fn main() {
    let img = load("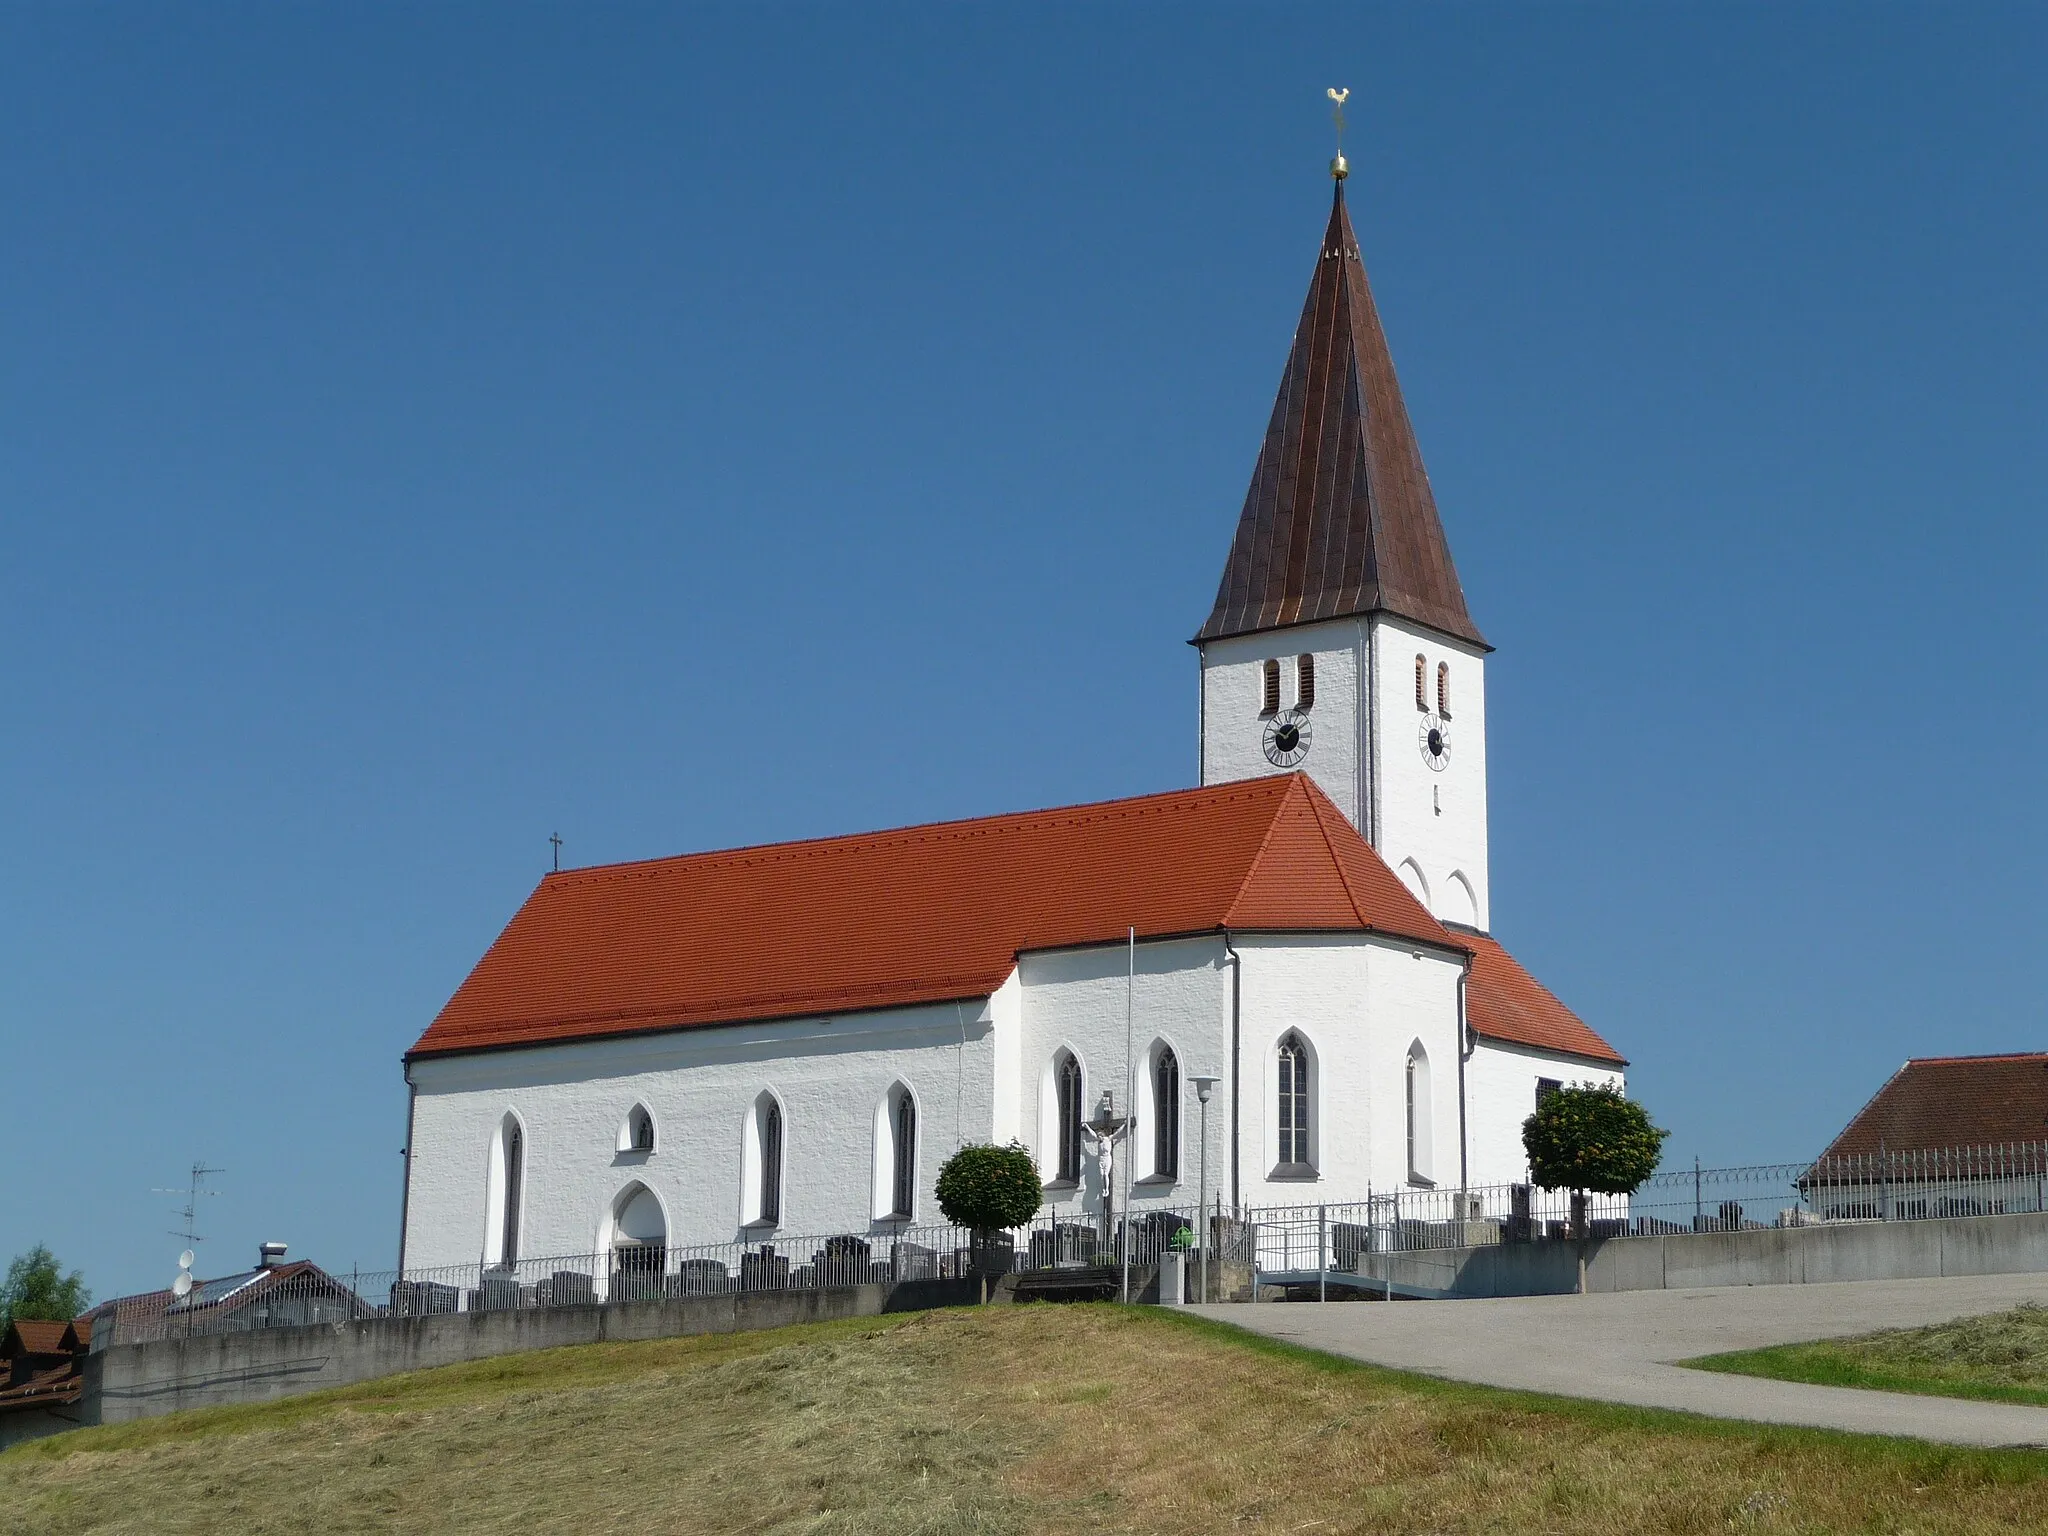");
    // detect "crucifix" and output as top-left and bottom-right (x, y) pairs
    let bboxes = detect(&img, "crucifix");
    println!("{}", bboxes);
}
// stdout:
(549, 832), (563, 872)
(1082, 1089), (1132, 1248)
